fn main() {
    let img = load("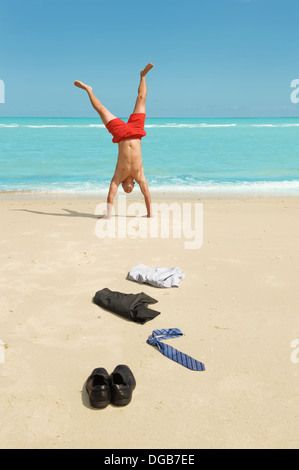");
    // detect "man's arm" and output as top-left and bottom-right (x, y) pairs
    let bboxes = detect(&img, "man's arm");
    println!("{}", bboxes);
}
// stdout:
(104, 179), (119, 219)
(138, 176), (152, 217)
